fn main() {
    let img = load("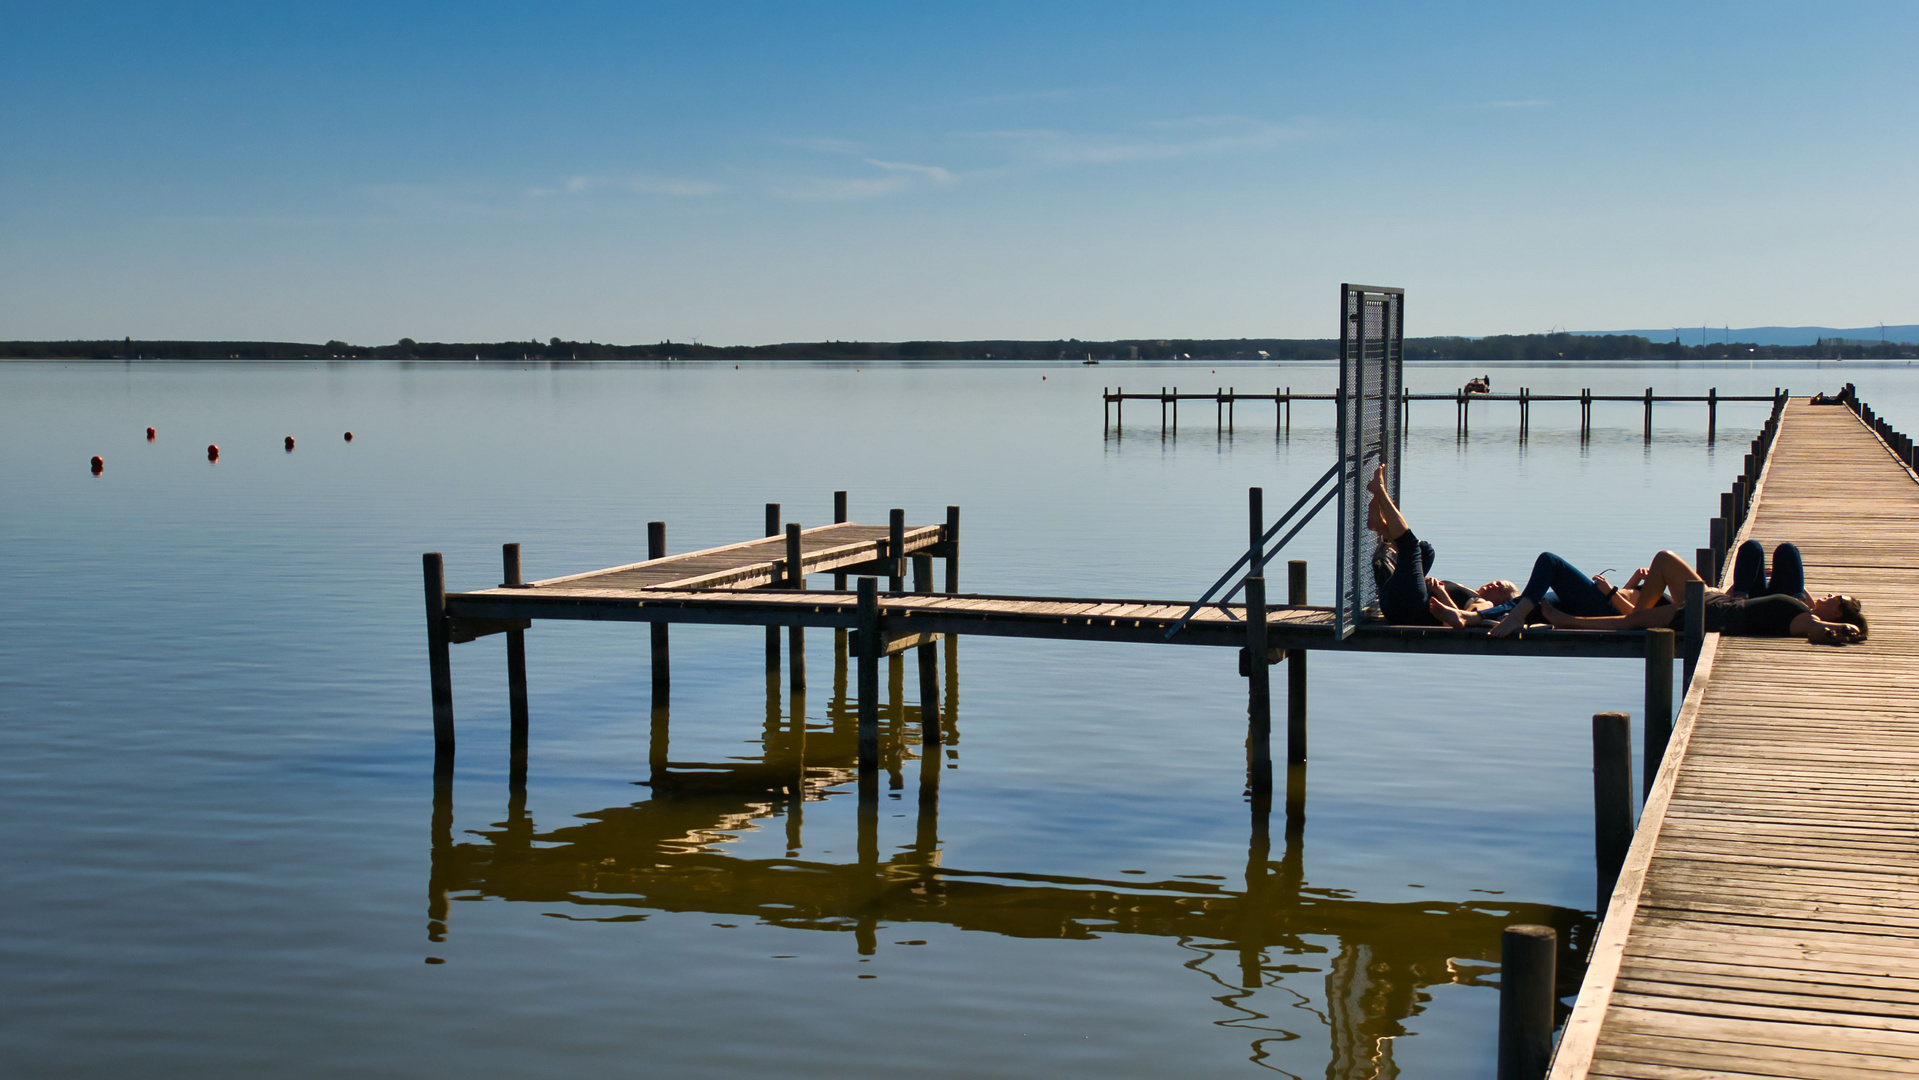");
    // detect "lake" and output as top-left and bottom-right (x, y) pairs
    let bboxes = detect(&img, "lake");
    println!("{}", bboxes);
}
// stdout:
(3, 357), (1908, 1078)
